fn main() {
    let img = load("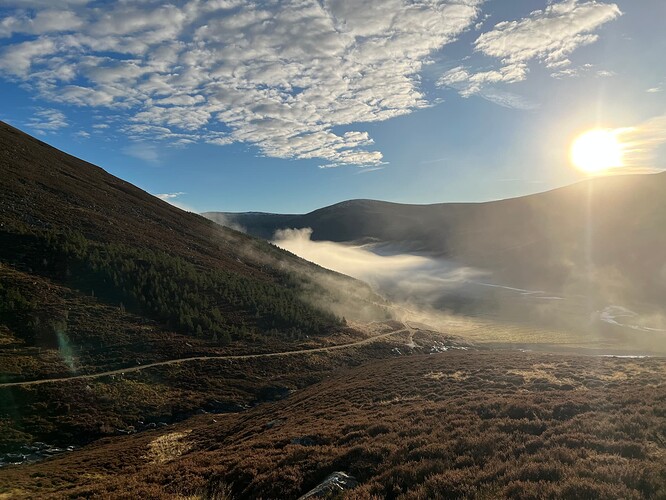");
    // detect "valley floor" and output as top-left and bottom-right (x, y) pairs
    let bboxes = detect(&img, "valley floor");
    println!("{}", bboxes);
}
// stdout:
(0, 325), (664, 499)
